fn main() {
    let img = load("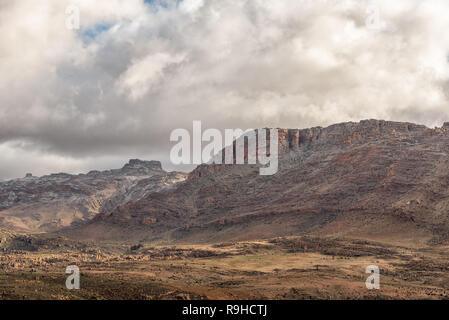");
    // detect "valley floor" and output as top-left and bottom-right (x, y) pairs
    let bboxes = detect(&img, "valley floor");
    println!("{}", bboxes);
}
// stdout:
(1, 236), (449, 299)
